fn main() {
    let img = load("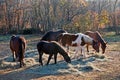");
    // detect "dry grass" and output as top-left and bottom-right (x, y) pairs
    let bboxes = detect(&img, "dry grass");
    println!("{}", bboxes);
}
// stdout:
(0, 34), (120, 80)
